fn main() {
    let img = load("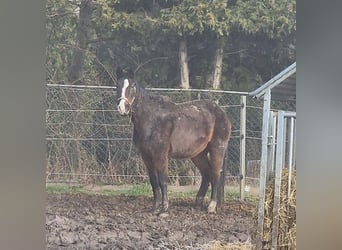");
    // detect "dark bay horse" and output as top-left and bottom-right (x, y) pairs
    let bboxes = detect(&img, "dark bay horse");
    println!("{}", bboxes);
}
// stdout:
(116, 68), (231, 214)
